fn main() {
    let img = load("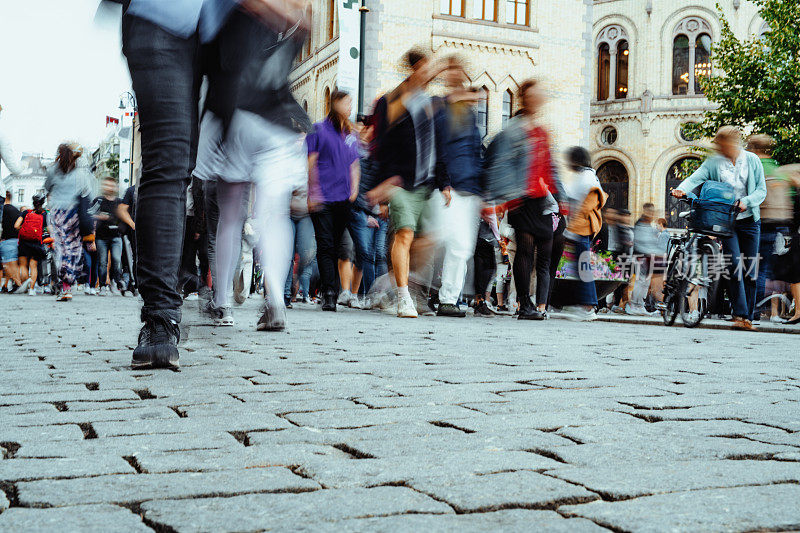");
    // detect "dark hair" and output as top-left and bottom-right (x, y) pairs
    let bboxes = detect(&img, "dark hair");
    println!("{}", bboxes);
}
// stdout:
(566, 146), (592, 169)
(32, 194), (45, 209)
(56, 143), (79, 174)
(643, 202), (655, 210)
(747, 134), (776, 156)
(5, 190), (11, 201)
(405, 49), (429, 70)
(518, 79), (539, 112)
(327, 90), (352, 135)
(657, 218), (668, 227)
